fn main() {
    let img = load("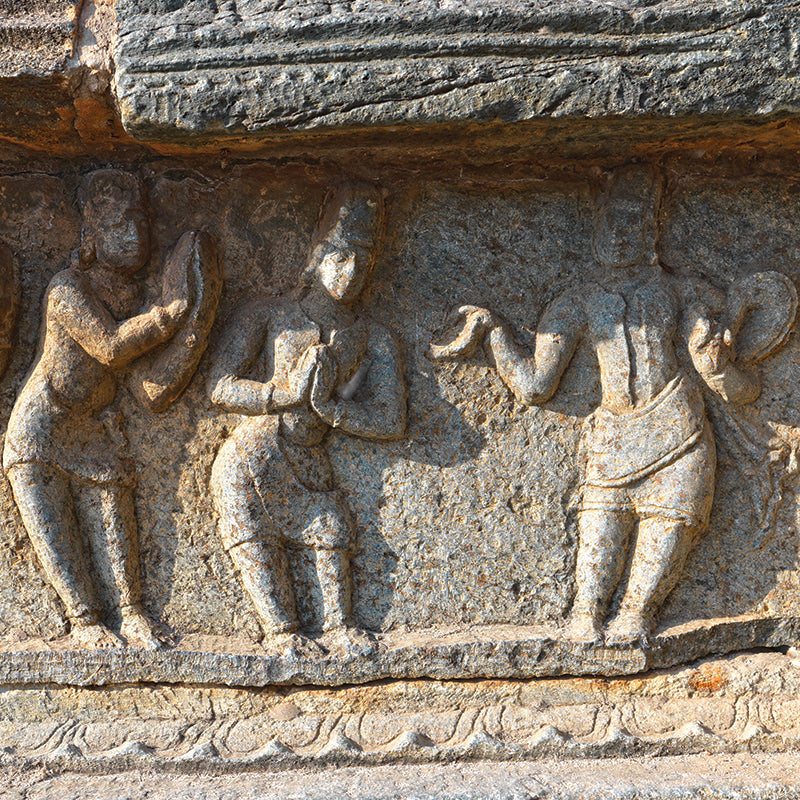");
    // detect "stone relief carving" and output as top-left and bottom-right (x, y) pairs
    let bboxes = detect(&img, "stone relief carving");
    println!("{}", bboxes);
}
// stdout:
(2, 169), (220, 651)
(0, 651), (795, 769)
(208, 183), (407, 658)
(431, 165), (798, 645)
(0, 241), (20, 379)
(0, 163), (794, 680)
